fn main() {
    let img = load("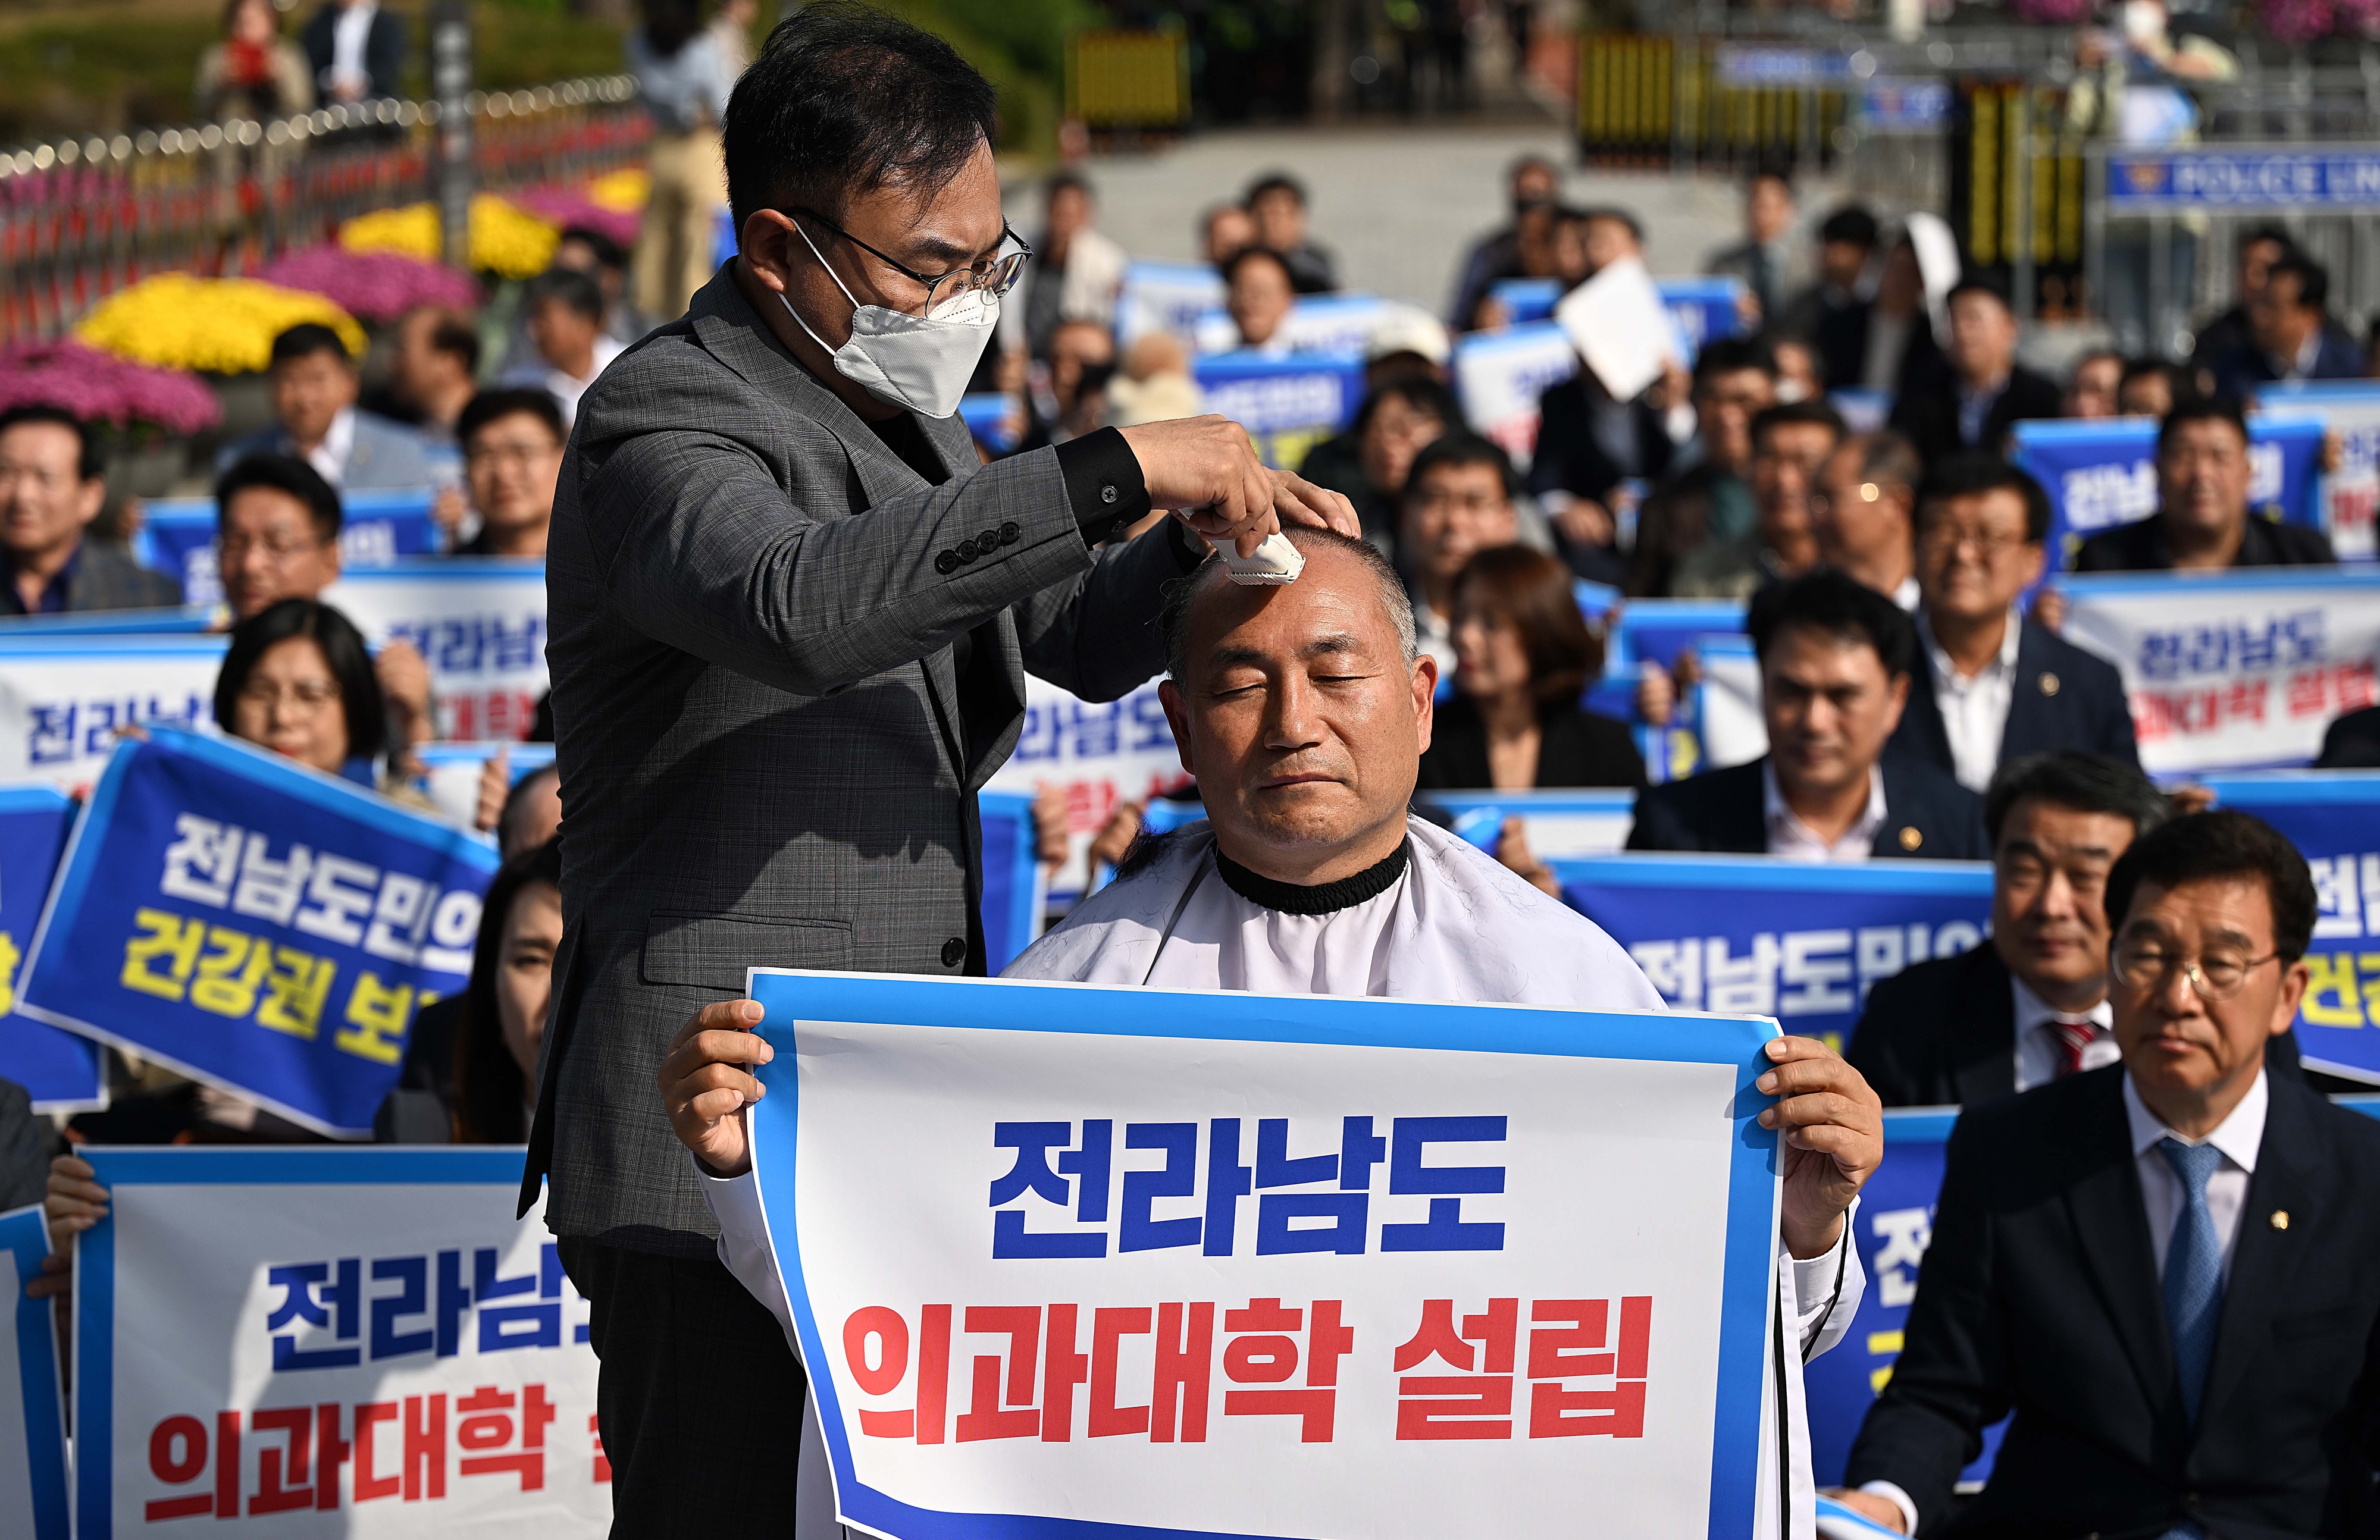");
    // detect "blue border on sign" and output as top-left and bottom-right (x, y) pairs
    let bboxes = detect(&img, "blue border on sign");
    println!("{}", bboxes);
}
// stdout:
(1, 1204), (67, 1540)
(2056, 569), (2380, 598)
(71, 1146), (528, 1540)
(743, 969), (1782, 1540)
(1551, 852), (1996, 896)
(325, 557), (547, 584)
(2199, 770), (2380, 805)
